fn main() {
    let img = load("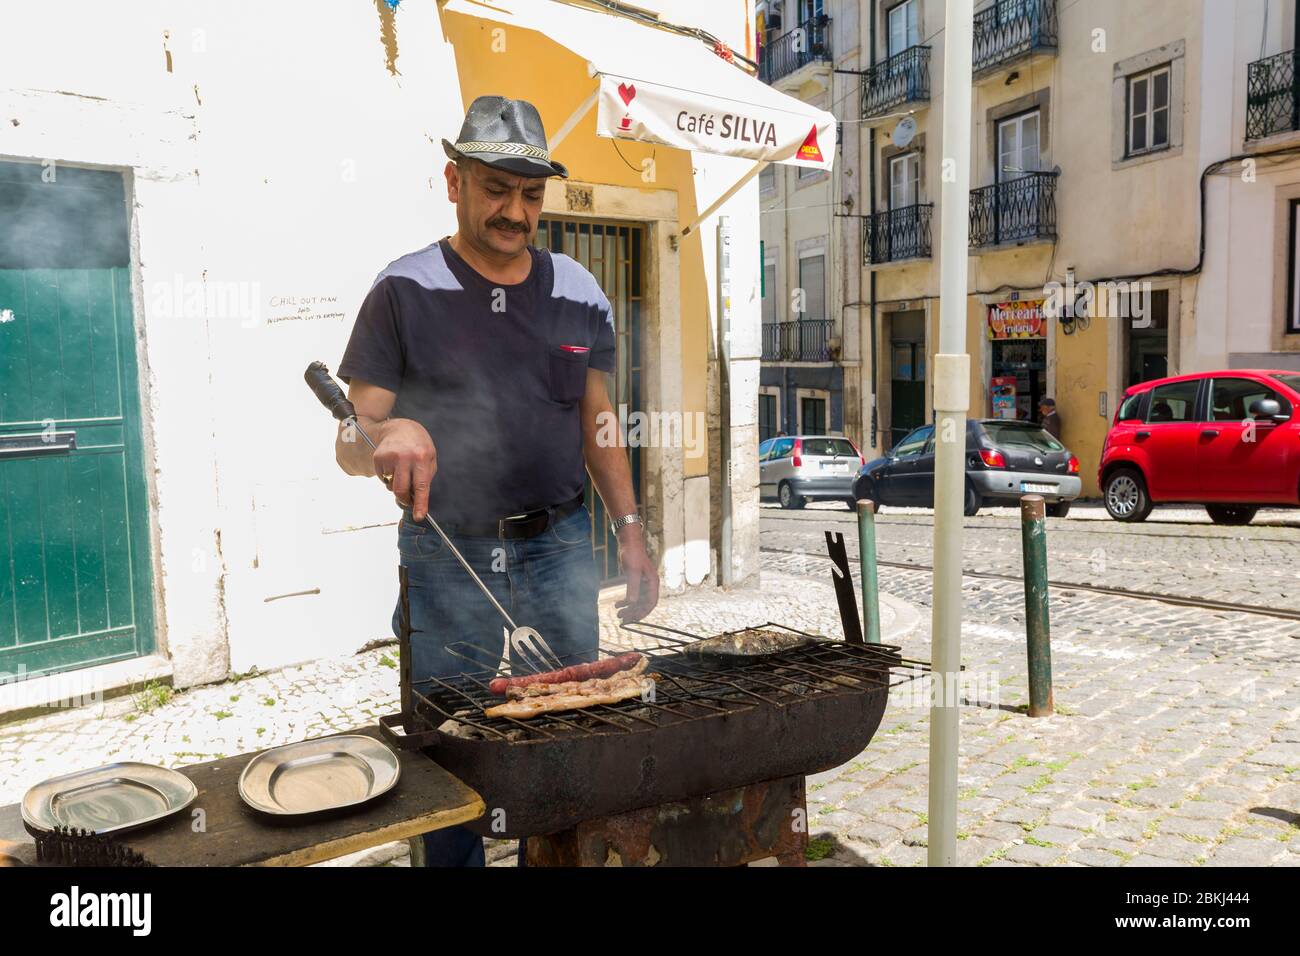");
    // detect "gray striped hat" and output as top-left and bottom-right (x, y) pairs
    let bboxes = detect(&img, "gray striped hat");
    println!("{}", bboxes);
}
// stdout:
(442, 95), (568, 179)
